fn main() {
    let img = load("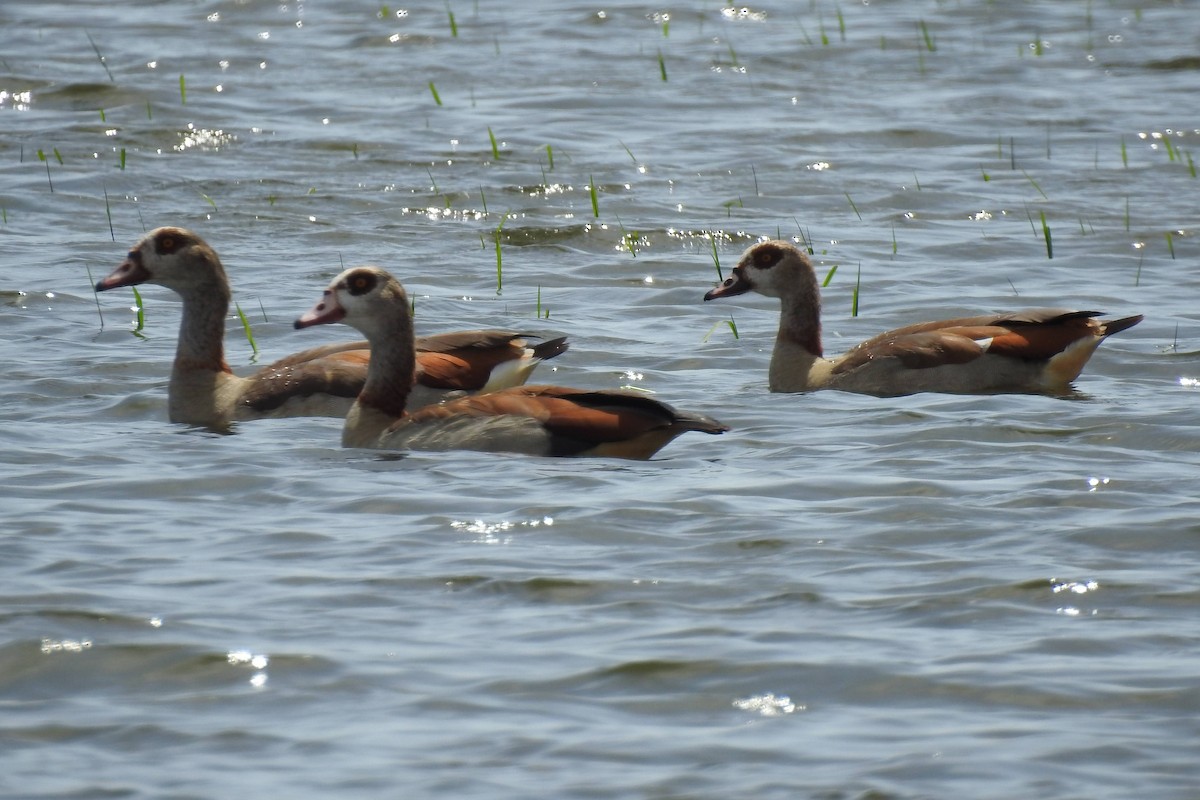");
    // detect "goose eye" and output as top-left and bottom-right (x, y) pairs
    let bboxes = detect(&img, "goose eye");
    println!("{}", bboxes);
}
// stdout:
(347, 271), (376, 296)
(753, 245), (782, 270)
(157, 236), (176, 254)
